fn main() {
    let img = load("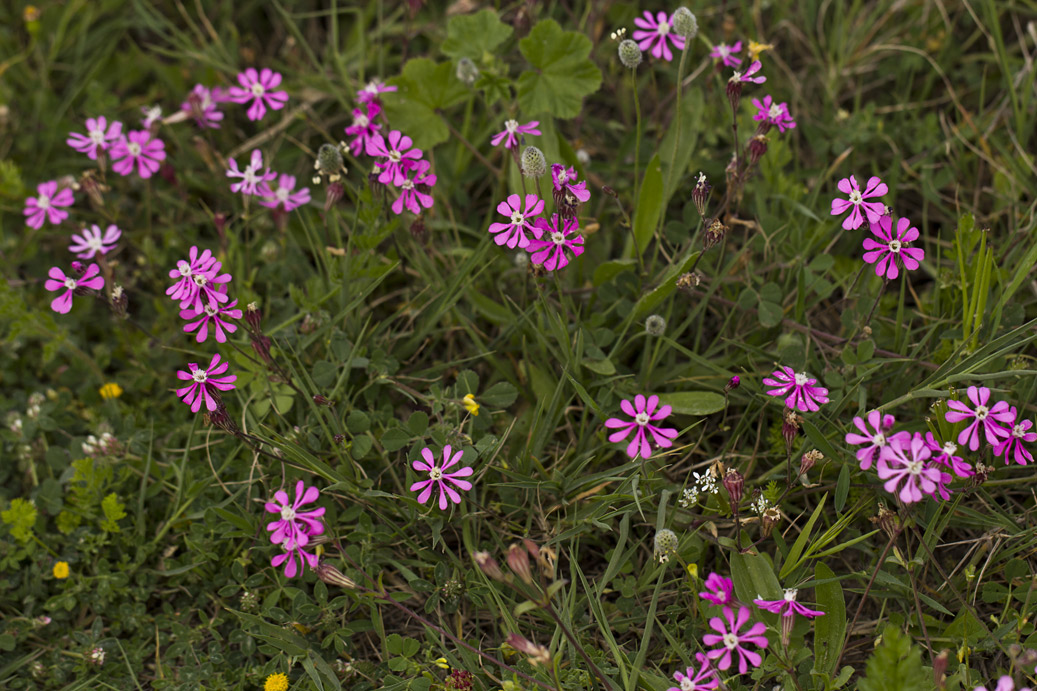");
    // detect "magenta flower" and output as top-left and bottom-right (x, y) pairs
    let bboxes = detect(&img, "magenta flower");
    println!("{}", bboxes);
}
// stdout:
(845, 410), (902, 471)
(667, 654), (719, 691)
(226, 149), (276, 197)
(227, 67), (289, 121)
(830, 175), (887, 230)
(710, 41), (742, 67)
(861, 215), (925, 280)
(69, 224), (121, 259)
(751, 95), (796, 133)
(271, 535), (320, 579)
(260, 174), (311, 212)
(604, 394), (679, 459)
(488, 193), (544, 249)
(45, 263), (104, 314)
(702, 606), (769, 674)
(550, 164), (591, 204)
(175, 353), (237, 413)
(632, 11), (685, 62)
(166, 246), (231, 311)
(699, 573), (735, 606)
(264, 480), (326, 549)
(974, 677), (1031, 691)
(356, 79), (397, 104)
(753, 589), (824, 619)
(409, 445), (474, 510)
(923, 433), (973, 478)
(181, 84), (224, 128)
(110, 130), (166, 178)
(490, 119), (541, 149)
(992, 408), (1036, 466)
(392, 159), (436, 215)
(66, 116), (123, 160)
(944, 386), (1014, 451)
(179, 289), (242, 343)
(526, 214), (585, 272)
(876, 432), (950, 503)
(368, 130), (423, 186)
(344, 101), (382, 157)
(763, 366), (829, 413)
(24, 180), (74, 229)
(730, 60), (766, 85)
